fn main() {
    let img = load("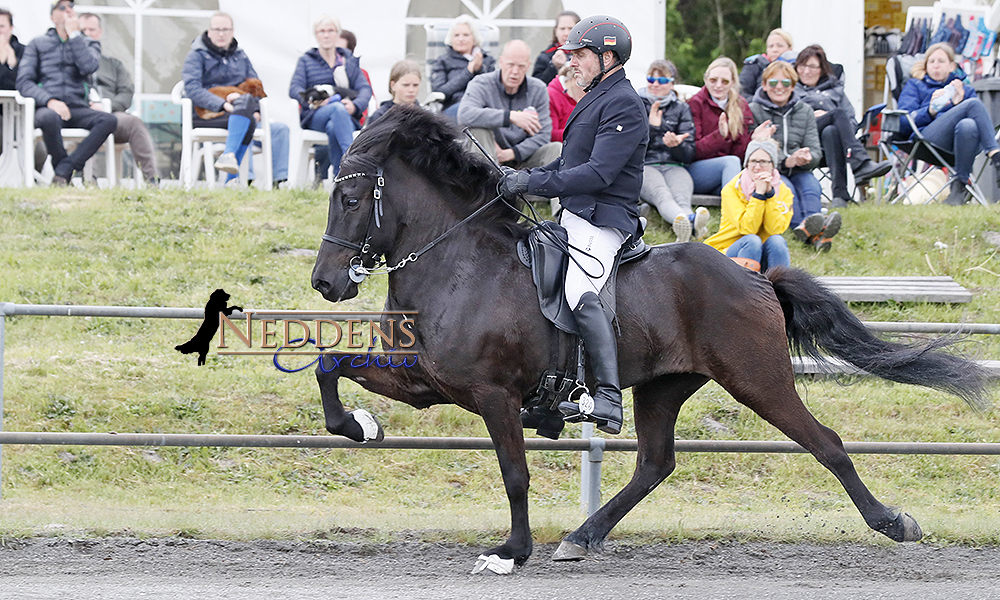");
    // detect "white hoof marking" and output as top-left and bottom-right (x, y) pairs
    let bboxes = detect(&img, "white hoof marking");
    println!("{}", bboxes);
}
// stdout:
(352, 409), (380, 442)
(471, 554), (514, 575)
